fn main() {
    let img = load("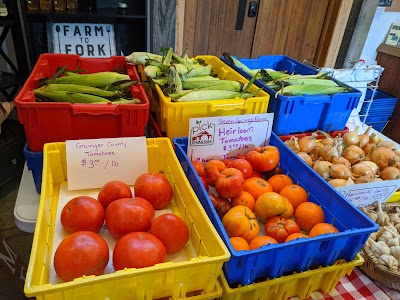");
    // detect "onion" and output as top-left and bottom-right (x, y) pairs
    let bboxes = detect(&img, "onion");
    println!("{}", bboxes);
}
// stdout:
(284, 136), (300, 153)
(329, 164), (352, 179)
(298, 133), (318, 153)
(377, 141), (396, 150)
(313, 160), (333, 180)
(380, 167), (400, 180)
(328, 178), (349, 187)
(342, 145), (365, 165)
(362, 143), (377, 157)
(359, 126), (372, 149)
(343, 125), (360, 146)
(309, 142), (324, 161)
(357, 161), (379, 175)
(320, 139), (344, 162)
(332, 156), (351, 168)
(369, 133), (380, 144)
(351, 163), (374, 178)
(297, 152), (313, 167)
(321, 137), (334, 146)
(372, 177), (384, 182)
(370, 147), (398, 171)
(354, 174), (374, 184)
